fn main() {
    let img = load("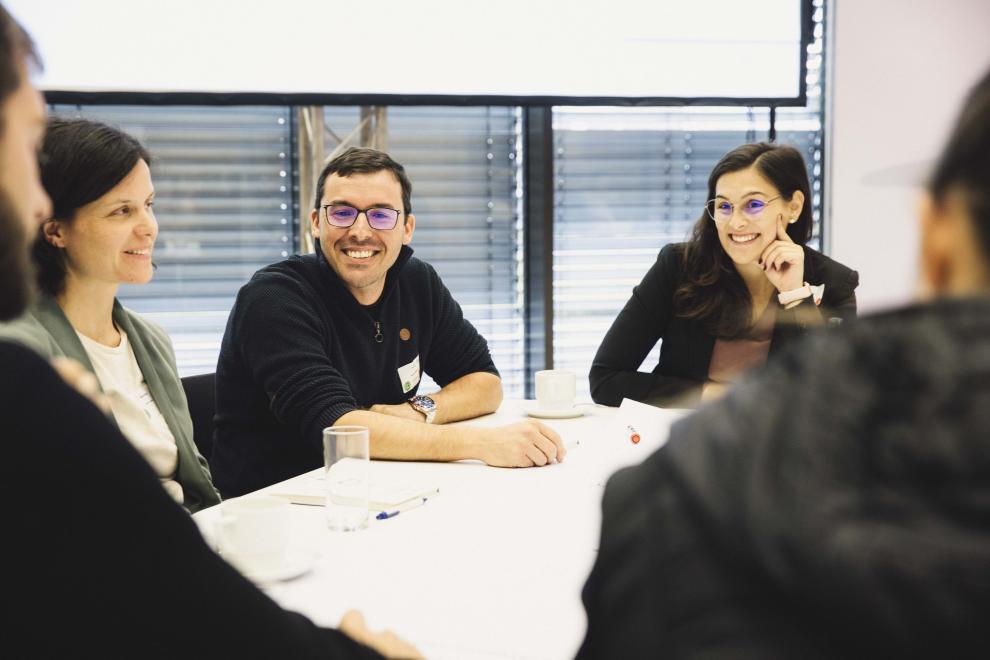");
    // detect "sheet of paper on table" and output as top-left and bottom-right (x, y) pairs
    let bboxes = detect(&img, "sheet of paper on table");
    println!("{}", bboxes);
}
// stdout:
(268, 471), (439, 511)
(617, 397), (689, 449)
